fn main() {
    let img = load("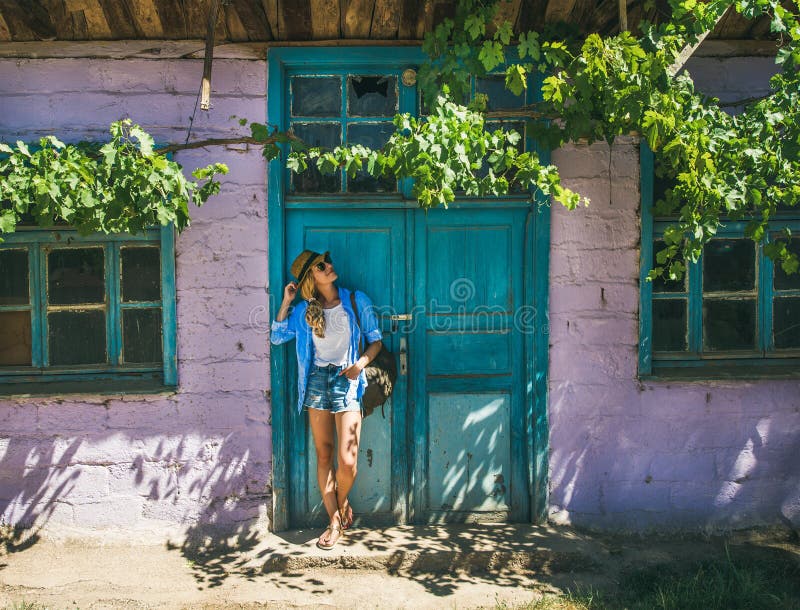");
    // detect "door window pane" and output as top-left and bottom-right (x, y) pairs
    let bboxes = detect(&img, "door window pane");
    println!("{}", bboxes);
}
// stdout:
(291, 77), (340, 117)
(0, 249), (29, 305)
(653, 299), (687, 351)
(121, 247), (161, 302)
(774, 297), (800, 349)
(476, 75), (525, 111)
(48, 248), (105, 305)
(773, 240), (800, 291)
(48, 310), (106, 365)
(291, 123), (342, 193)
(0, 311), (32, 366)
(346, 122), (396, 193)
(347, 76), (397, 117)
(703, 299), (756, 351)
(703, 240), (755, 293)
(123, 308), (163, 363)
